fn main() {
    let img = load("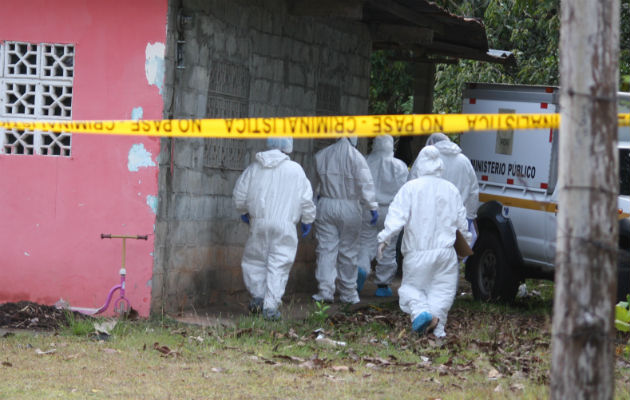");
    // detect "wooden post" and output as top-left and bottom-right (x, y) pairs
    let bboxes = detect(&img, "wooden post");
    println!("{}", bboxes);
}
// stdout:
(396, 62), (435, 164)
(551, 0), (620, 399)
